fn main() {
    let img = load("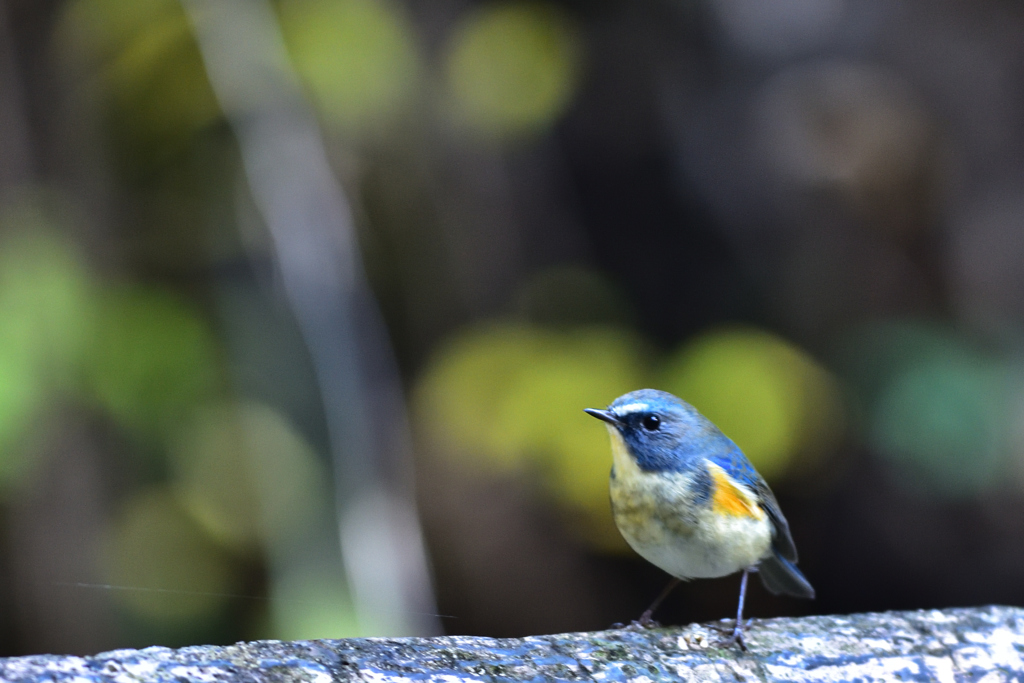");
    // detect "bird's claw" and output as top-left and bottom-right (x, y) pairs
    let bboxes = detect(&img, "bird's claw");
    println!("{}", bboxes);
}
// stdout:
(625, 618), (660, 630)
(718, 629), (747, 651)
(620, 610), (660, 630)
(712, 620), (750, 651)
